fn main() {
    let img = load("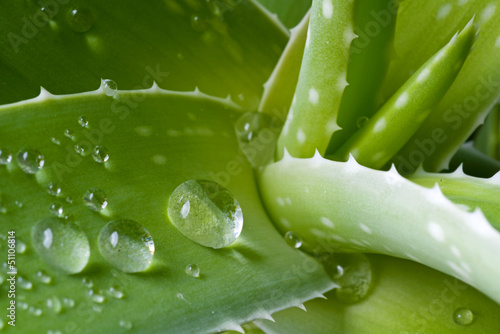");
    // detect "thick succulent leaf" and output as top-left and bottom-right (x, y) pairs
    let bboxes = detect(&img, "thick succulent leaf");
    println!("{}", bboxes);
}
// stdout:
(0, 0), (288, 109)
(276, 0), (355, 159)
(258, 153), (500, 304)
(256, 0), (312, 28)
(255, 255), (500, 333)
(386, 0), (500, 172)
(0, 89), (333, 333)
(410, 165), (500, 231)
(326, 0), (399, 155)
(474, 104), (500, 159)
(331, 18), (476, 169)
(448, 142), (500, 177)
